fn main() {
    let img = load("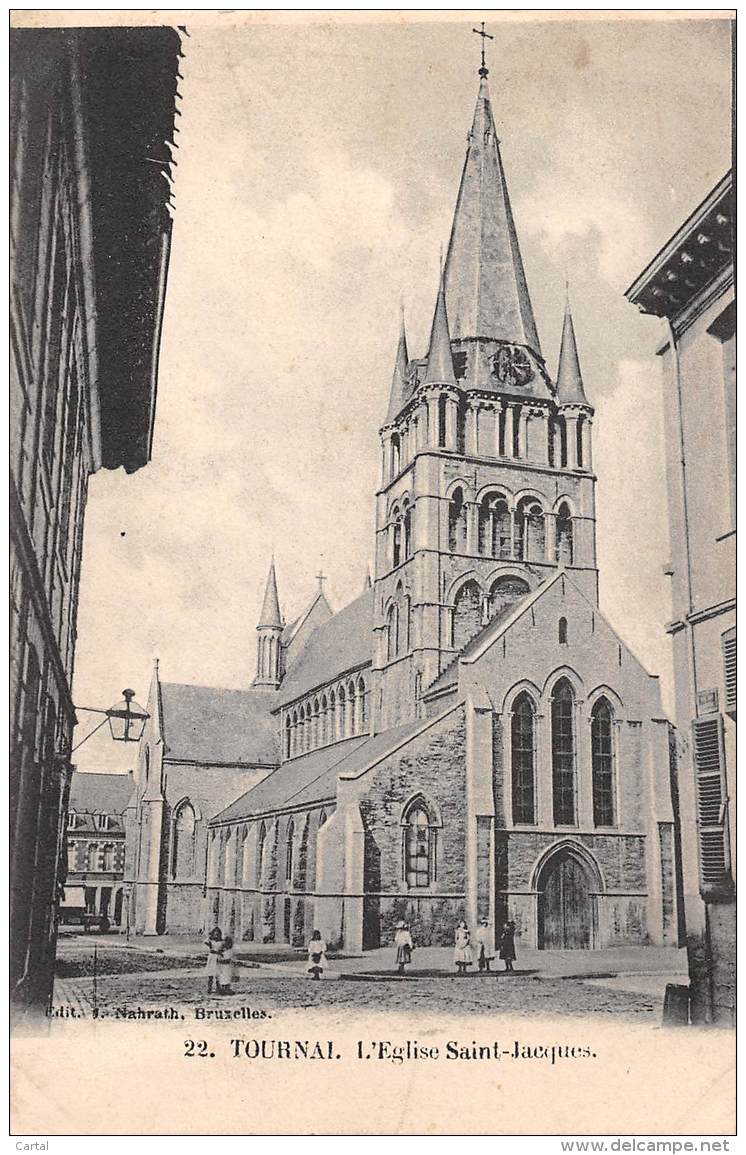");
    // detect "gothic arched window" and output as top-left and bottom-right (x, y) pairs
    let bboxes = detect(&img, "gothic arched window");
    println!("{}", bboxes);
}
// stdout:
(559, 616), (568, 645)
(403, 502), (413, 559)
(320, 694), (328, 746)
(402, 799), (437, 888)
(328, 690), (336, 741)
(285, 819), (295, 883)
(285, 715), (292, 759)
(346, 680), (356, 737)
(386, 603), (399, 662)
(257, 821), (267, 881)
(338, 685), (347, 739)
(392, 516), (402, 569)
(448, 487), (467, 552)
(438, 393), (447, 447)
(592, 698), (615, 827)
(357, 676), (367, 729)
(556, 502), (574, 565)
(172, 801), (196, 878)
(511, 693), (536, 825)
(551, 678), (576, 825)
